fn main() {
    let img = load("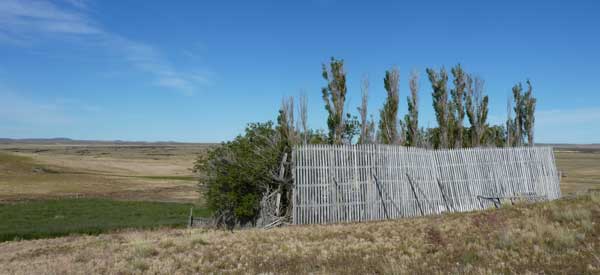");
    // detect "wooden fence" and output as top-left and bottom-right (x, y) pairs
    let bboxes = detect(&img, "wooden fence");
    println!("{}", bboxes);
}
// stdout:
(292, 145), (560, 225)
